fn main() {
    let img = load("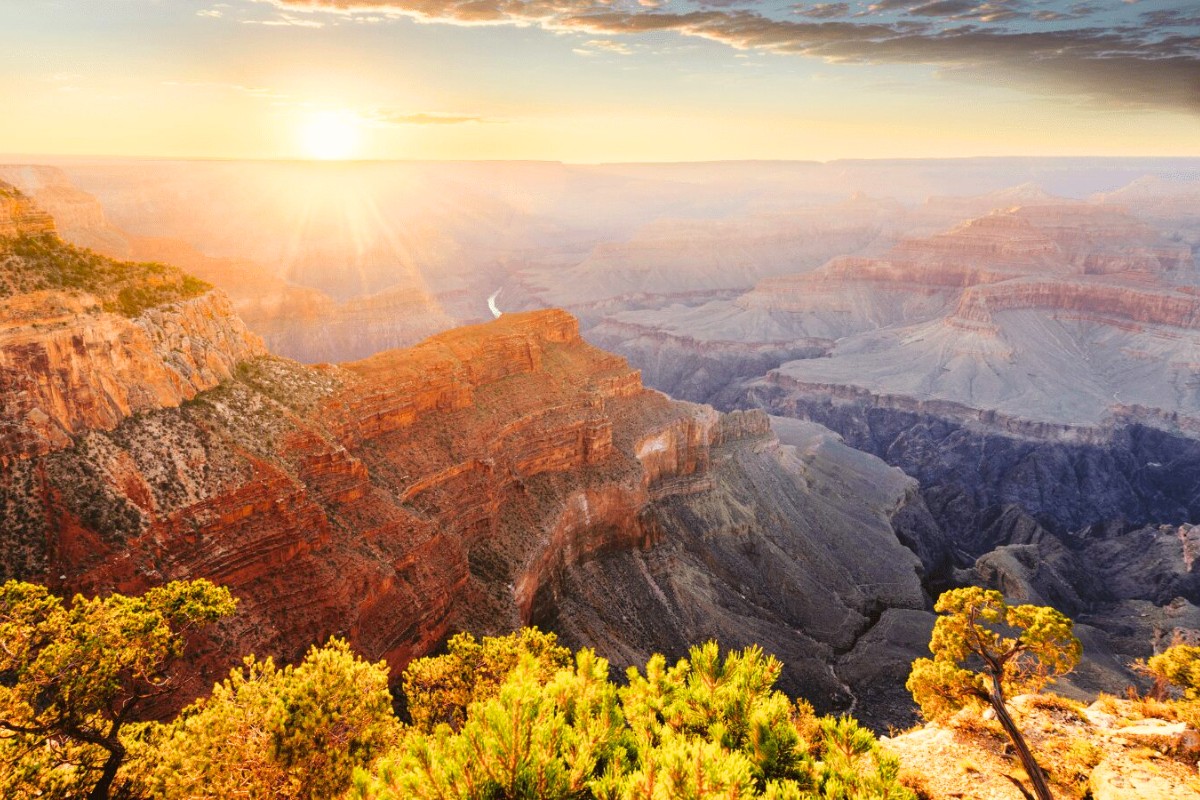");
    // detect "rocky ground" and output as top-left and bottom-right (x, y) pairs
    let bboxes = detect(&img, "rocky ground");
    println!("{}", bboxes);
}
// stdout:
(885, 694), (1200, 800)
